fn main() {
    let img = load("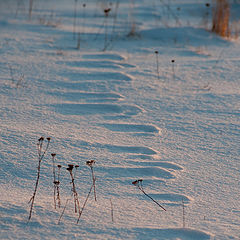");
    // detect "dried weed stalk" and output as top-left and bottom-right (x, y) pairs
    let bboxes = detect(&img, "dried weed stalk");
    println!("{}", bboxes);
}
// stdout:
(28, 137), (51, 221)
(86, 160), (97, 201)
(132, 179), (166, 211)
(77, 160), (97, 224)
(155, 51), (160, 80)
(212, 0), (230, 37)
(67, 164), (81, 215)
(51, 153), (61, 209)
